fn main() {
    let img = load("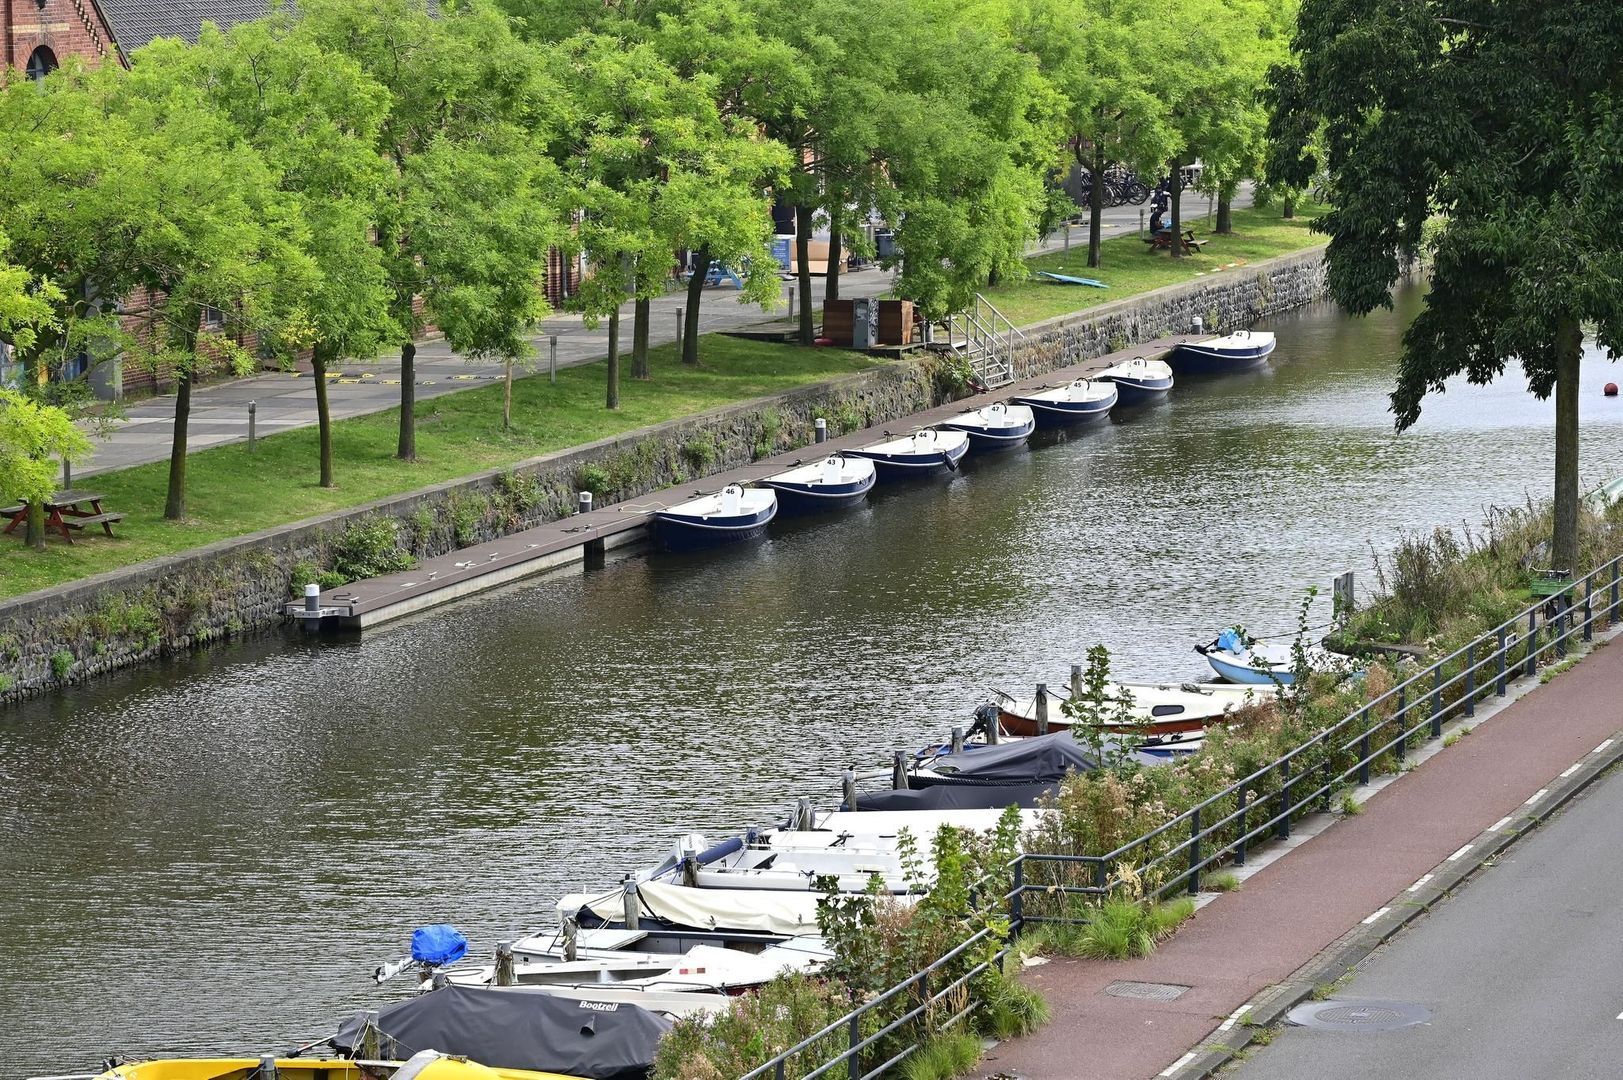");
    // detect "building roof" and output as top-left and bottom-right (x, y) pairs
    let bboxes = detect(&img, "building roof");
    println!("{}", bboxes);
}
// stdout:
(97, 0), (274, 56)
